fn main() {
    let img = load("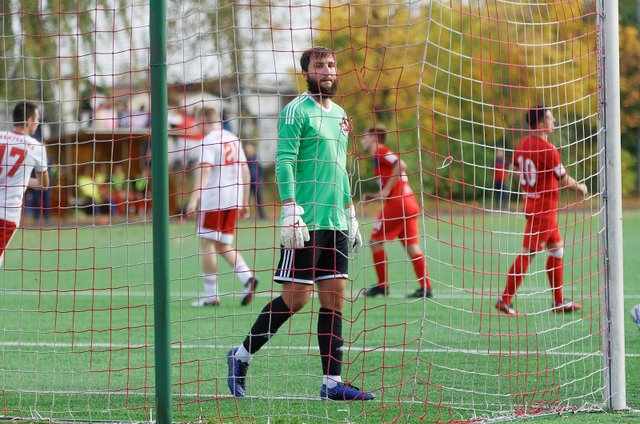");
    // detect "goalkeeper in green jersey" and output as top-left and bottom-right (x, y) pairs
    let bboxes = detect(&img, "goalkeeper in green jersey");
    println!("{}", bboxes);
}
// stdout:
(227, 46), (374, 401)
